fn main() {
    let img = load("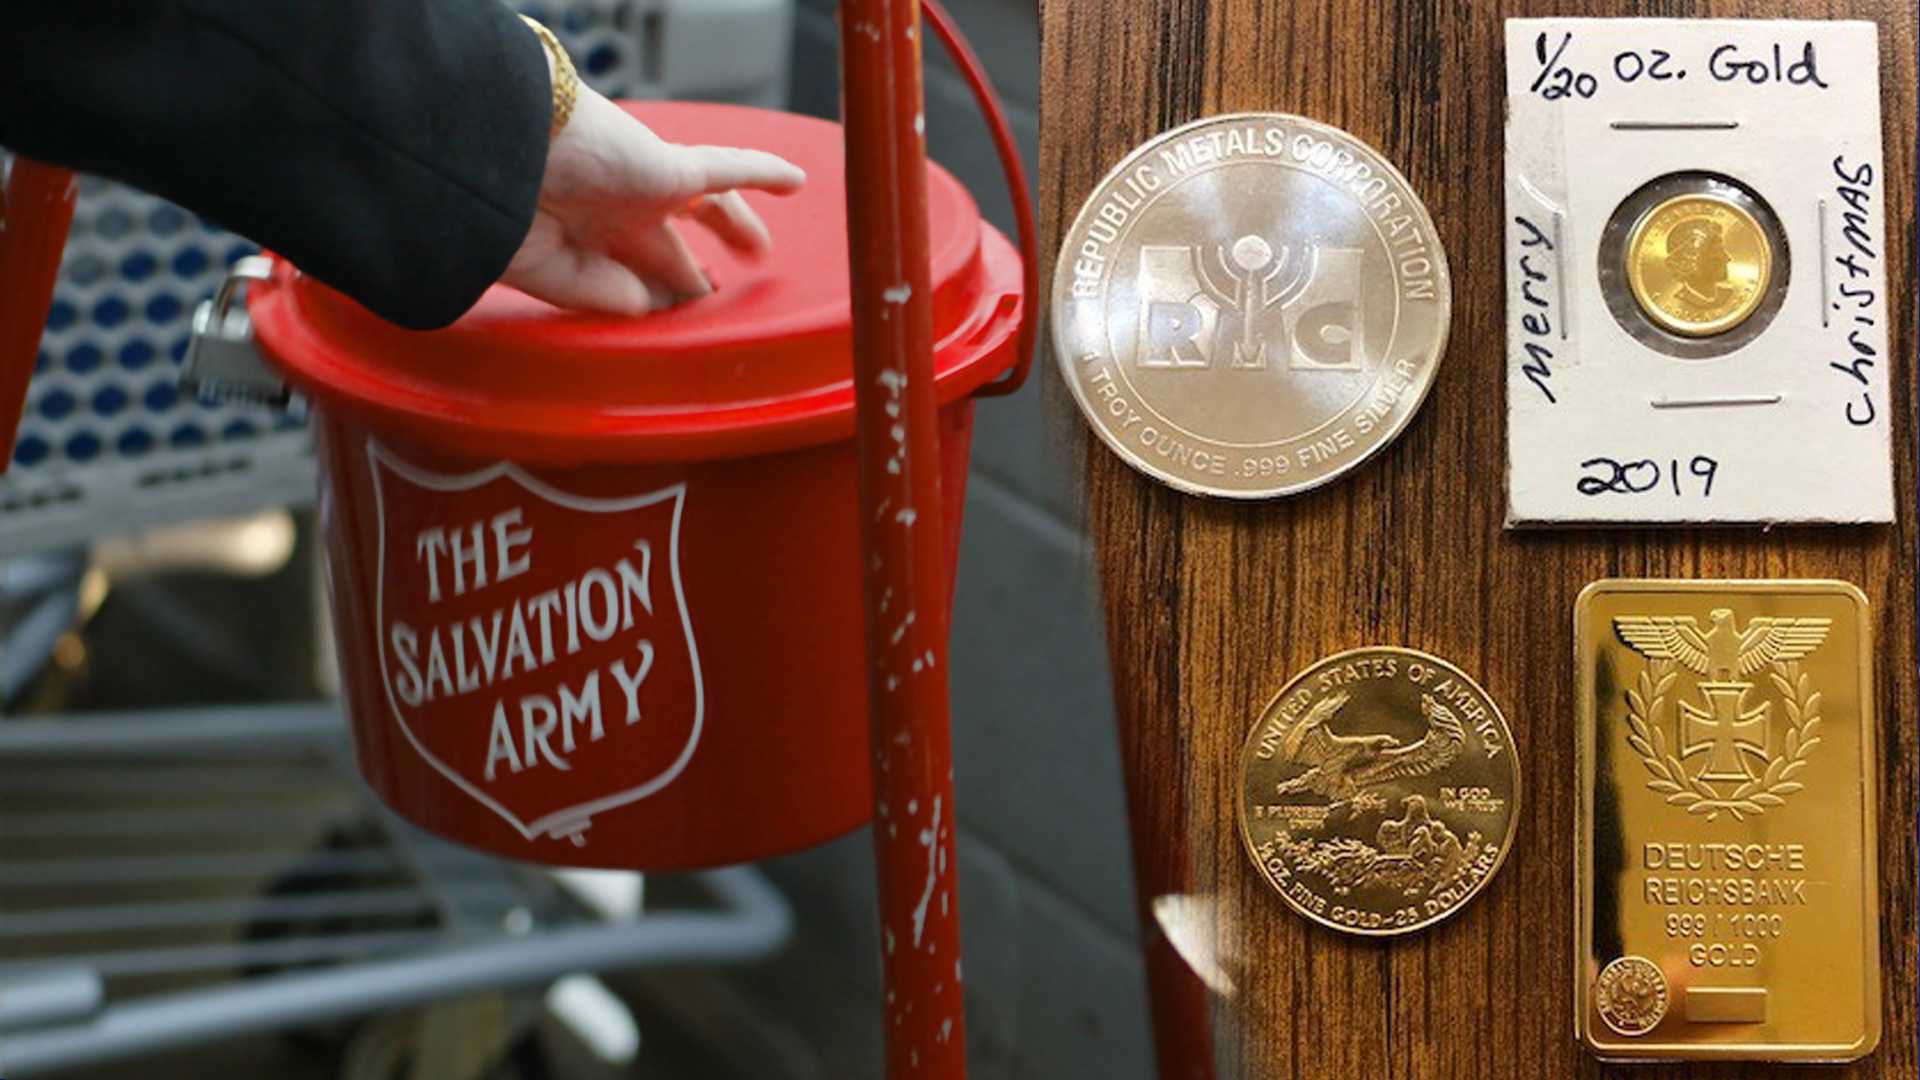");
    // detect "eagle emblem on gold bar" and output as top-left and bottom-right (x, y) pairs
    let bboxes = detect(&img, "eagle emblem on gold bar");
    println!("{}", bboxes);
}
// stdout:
(1613, 611), (1831, 815)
